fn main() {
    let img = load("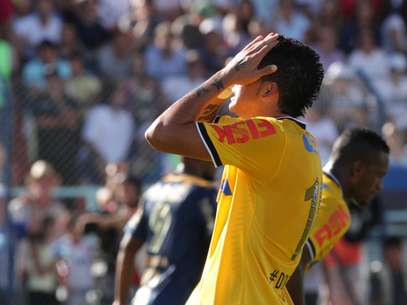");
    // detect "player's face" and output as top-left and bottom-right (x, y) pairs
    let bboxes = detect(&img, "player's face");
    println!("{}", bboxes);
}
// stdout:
(118, 183), (140, 208)
(228, 83), (263, 118)
(351, 152), (389, 207)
